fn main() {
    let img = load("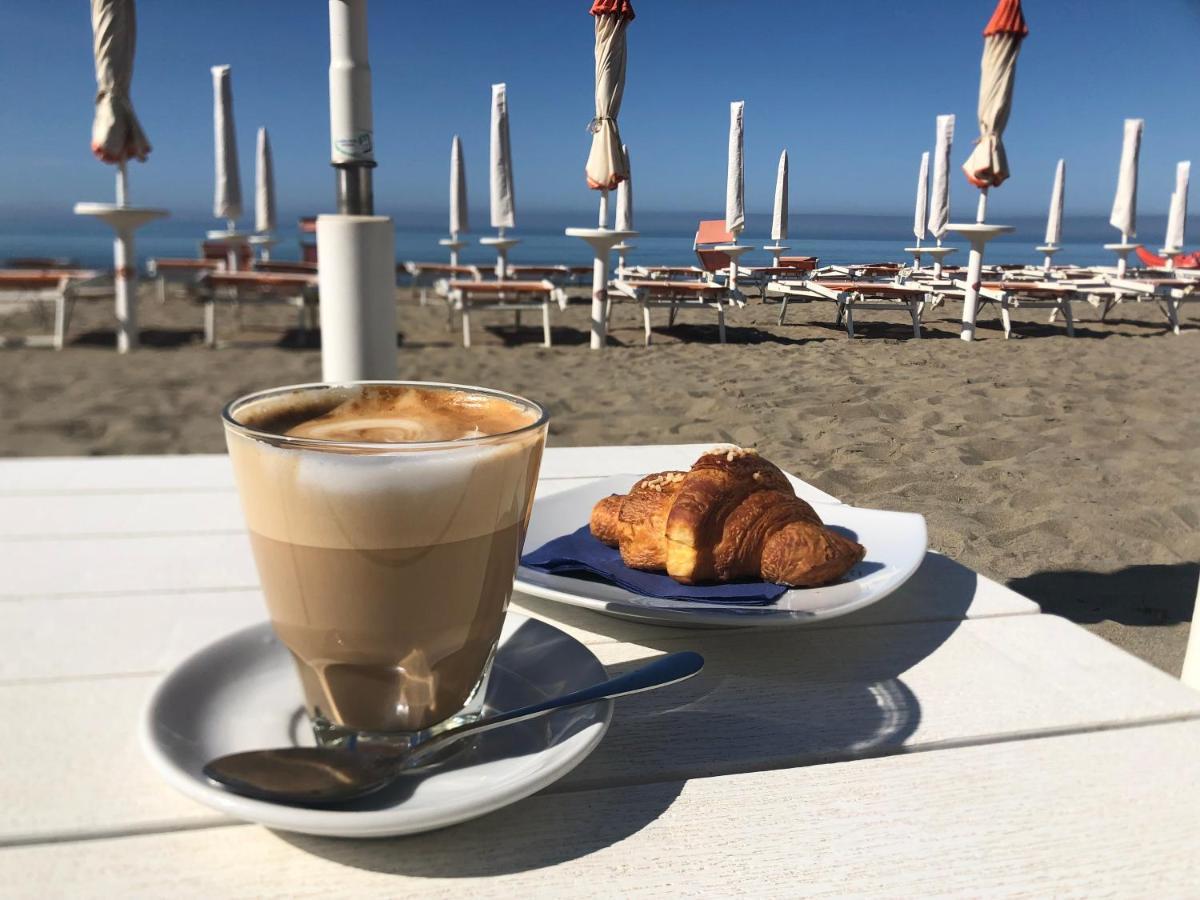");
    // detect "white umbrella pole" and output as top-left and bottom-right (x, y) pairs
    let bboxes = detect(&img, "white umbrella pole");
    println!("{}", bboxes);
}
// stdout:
(113, 225), (136, 353)
(976, 188), (988, 224)
(321, 0), (396, 381)
(590, 190), (611, 349)
(116, 160), (128, 207)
